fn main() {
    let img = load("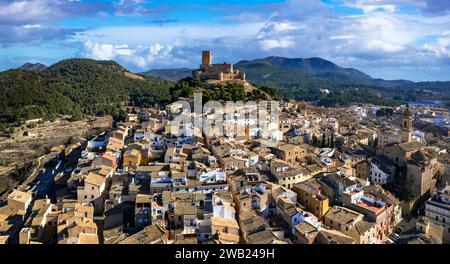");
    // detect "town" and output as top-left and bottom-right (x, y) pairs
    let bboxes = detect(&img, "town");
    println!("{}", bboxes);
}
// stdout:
(0, 51), (449, 245)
